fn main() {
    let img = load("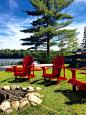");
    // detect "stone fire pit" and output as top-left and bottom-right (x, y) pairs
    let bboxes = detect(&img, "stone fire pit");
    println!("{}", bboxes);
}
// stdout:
(0, 85), (44, 114)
